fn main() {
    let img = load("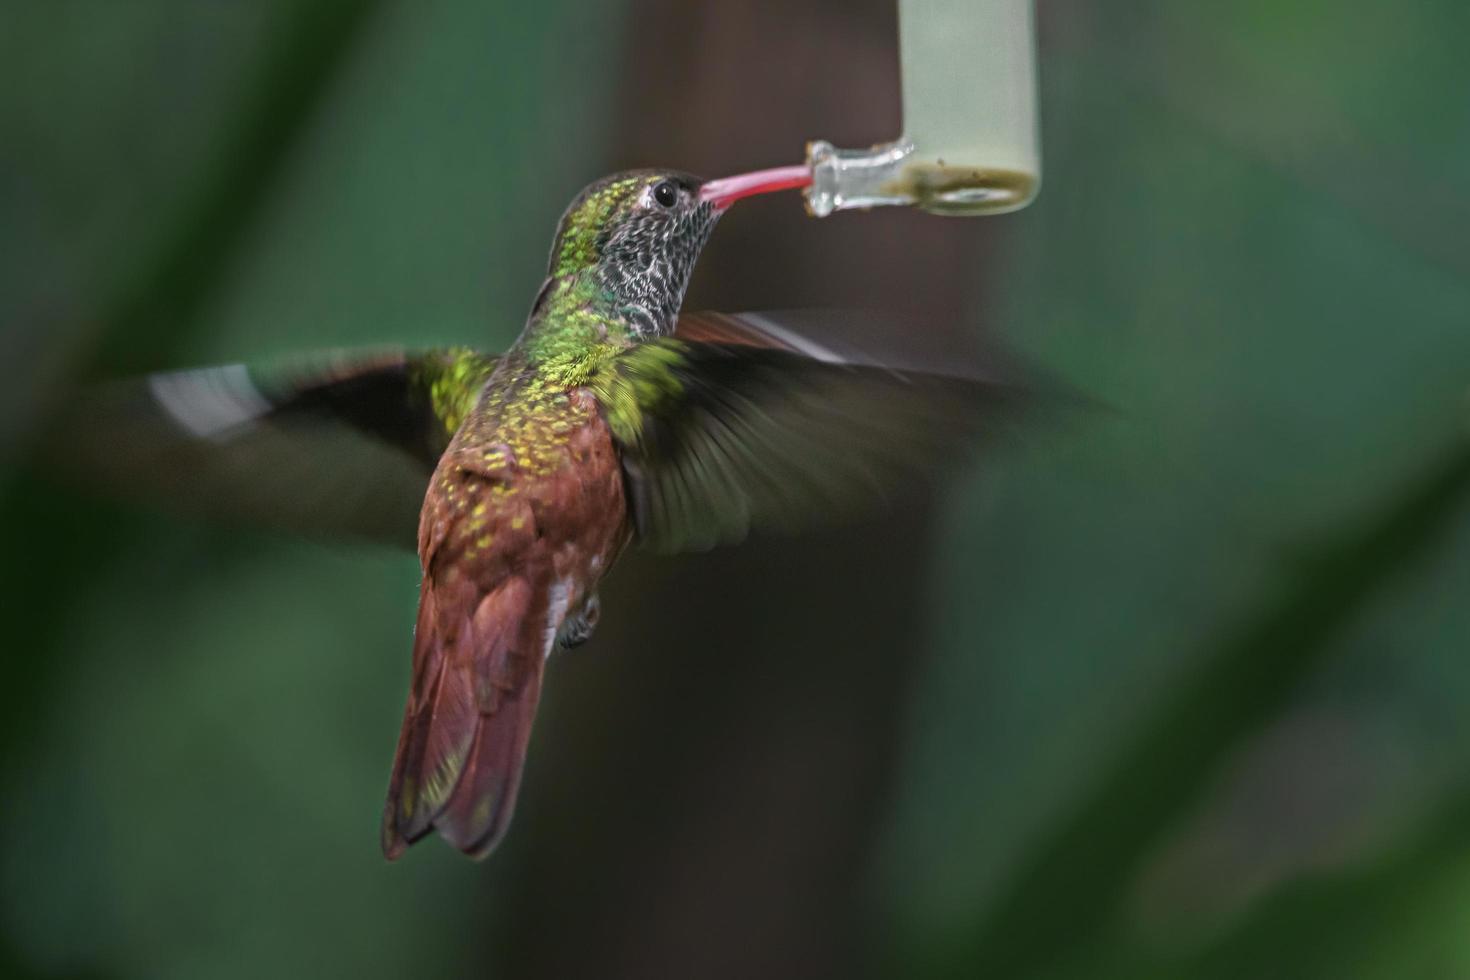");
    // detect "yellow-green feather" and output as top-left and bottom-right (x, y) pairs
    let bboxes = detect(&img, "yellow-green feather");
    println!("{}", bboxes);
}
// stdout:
(589, 340), (689, 447)
(550, 176), (642, 277)
(411, 348), (499, 436)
